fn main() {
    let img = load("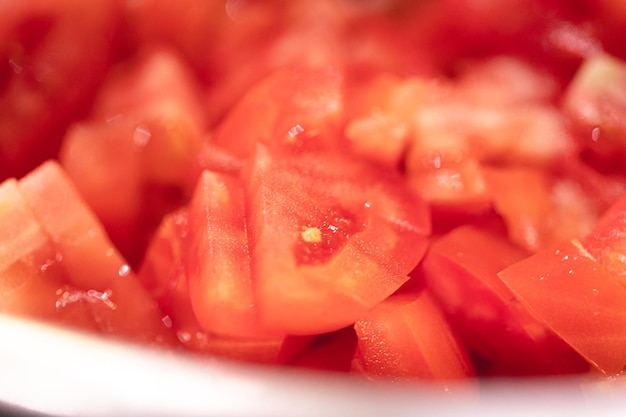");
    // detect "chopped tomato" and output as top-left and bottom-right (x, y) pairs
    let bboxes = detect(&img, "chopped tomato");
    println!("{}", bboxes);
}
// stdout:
(60, 48), (205, 265)
(1, 161), (177, 346)
(0, 0), (118, 180)
(498, 239), (626, 375)
(0, 178), (93, 327)
(138, 207), (287, 363)
(212, 65), (346, 158)
(117, 0), (223, 72)
(483, 165), (599, 252)
(563, 53), (626, 171)
(351, 290), (475, 384)
(581, 193), (626, 288)
(420, 225), (589, 376)
(4, 0), (626, 385)
(245, 145), (430, 334)
(184, 170), (277, 339)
